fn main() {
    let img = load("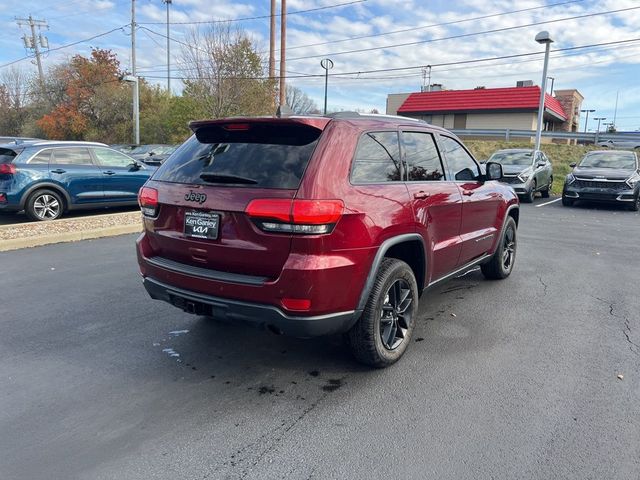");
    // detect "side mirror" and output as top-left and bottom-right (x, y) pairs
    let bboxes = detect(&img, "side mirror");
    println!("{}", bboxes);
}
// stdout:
(485, 161), (503, 181)
(537, 161), (546, 168)
(569, 162), (577, 168)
